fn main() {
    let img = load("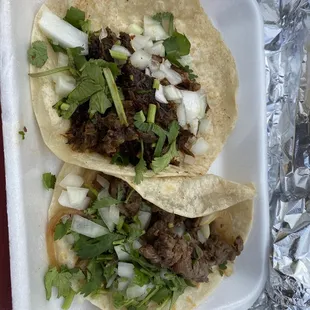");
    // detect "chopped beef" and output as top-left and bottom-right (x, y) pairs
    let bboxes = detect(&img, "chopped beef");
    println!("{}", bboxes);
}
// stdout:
(88, 28), (118, 61)
(152, 55), (164, 63)
(139, 209), (244, 283)
(156, 102), (178, 129)
(172, 65), (201, 91)
(120, 32), (135, 54)
(101, 129), (126, 156)
(124, 191), (142, 217)
(109, 178), (129, 200)
(177, 129), (195, 157)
